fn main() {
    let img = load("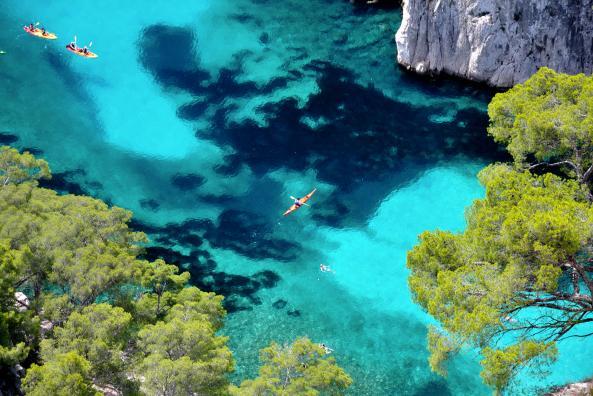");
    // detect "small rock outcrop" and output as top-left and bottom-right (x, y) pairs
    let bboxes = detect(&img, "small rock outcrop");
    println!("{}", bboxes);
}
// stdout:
(14, 292), (29, 312)
(545, 379), (593, 396)
(395, 0), (593, 87)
